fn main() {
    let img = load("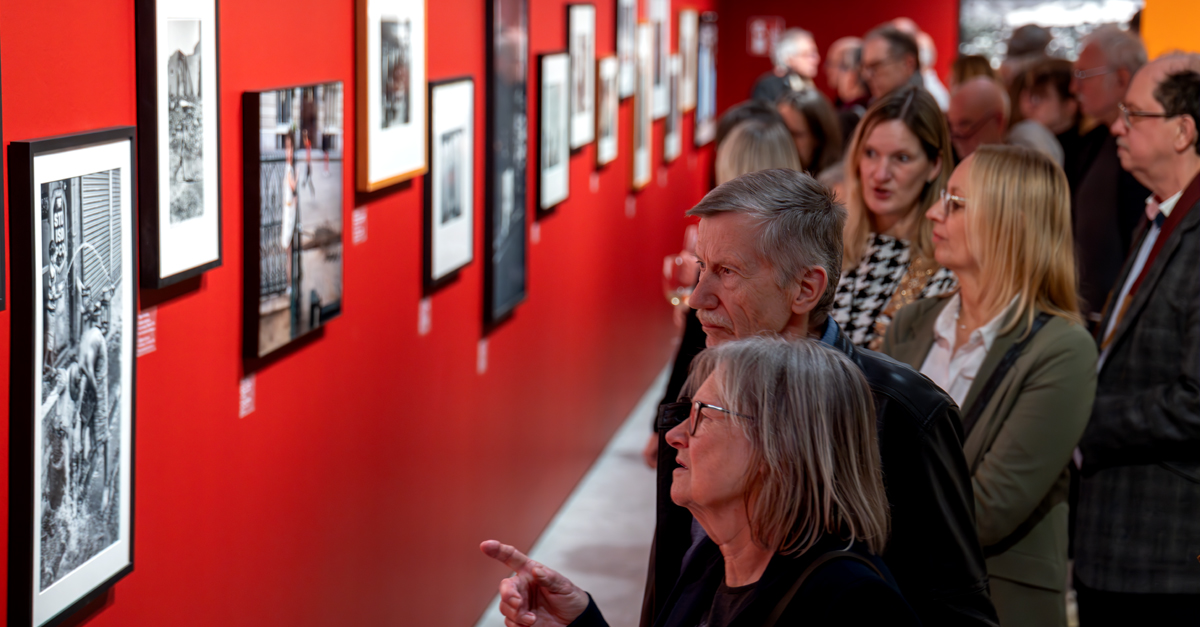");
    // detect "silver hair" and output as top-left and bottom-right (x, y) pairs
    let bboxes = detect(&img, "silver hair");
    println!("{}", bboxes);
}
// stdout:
(772, 28), (814, 72)
(1083, 25), (1147, 76)
(682, 336), (890, 555)
(686, 169), (846, 327)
